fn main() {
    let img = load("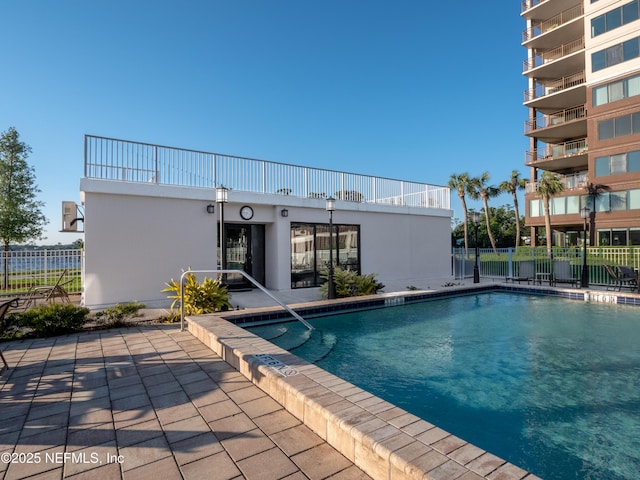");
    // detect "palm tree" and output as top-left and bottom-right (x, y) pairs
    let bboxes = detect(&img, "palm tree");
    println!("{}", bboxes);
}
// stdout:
(448, 173), (475, 253)
(585, 182), (610, 245)
(499, 170), (528, 248)
(469, 172), (499, 252)
(536, 171), (565, 256)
